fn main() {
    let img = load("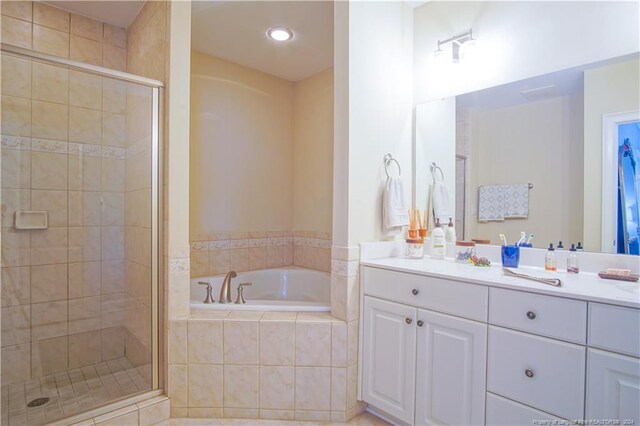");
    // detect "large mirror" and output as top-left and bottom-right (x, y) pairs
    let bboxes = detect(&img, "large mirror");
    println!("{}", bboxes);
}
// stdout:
(412, 0), (639, 256)
(415, 54), (640, 254)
